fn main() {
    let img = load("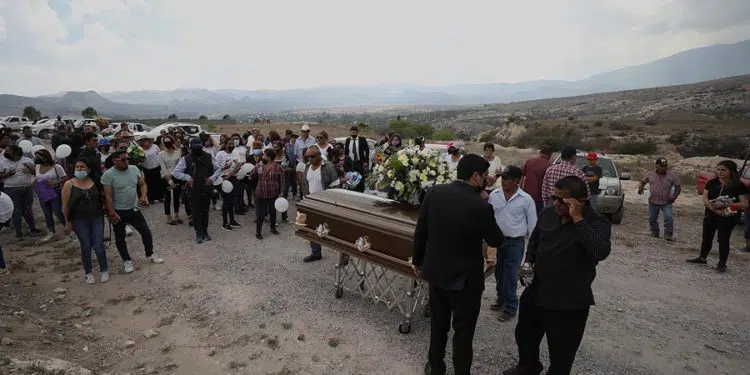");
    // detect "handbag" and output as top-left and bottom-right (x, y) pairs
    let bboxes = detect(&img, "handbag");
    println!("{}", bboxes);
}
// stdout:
(34, 180), (59, 202)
